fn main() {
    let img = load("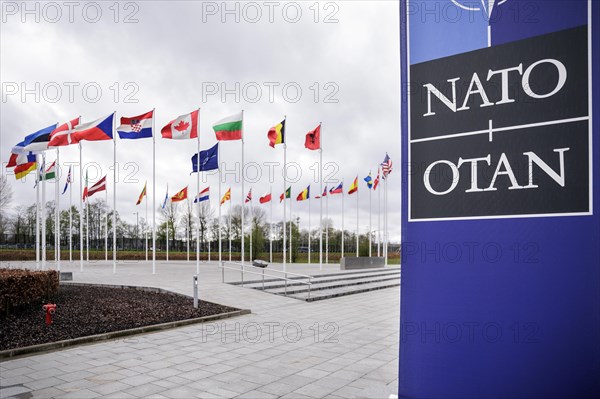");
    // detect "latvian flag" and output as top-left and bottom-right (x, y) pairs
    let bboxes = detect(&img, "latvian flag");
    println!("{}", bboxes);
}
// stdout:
(71, 114), (114, 144)
(86, 176), (107, 199)
(194, 187), (210, 203)
(118, 110), (153, 140)
(161, 110), (199, 140)
(49, 118), (80, 147)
